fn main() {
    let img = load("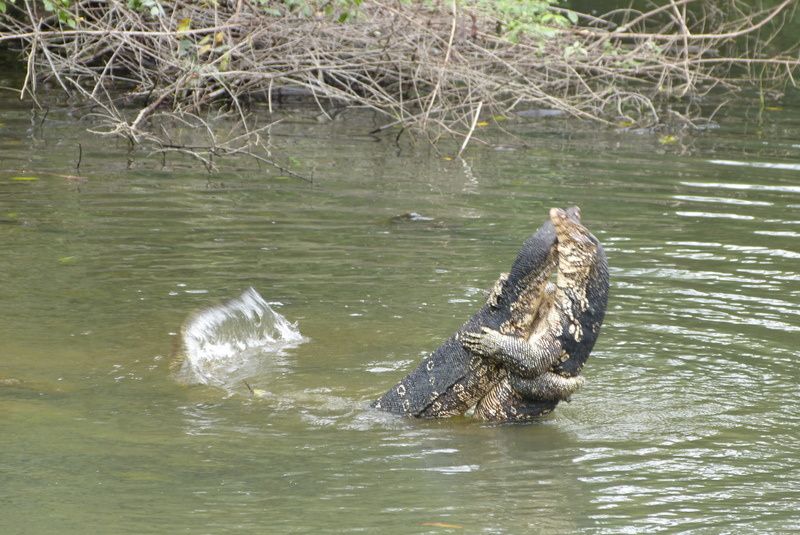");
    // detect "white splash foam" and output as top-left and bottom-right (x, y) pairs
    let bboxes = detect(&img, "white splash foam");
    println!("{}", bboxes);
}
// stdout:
(175, 288), (306, 390)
